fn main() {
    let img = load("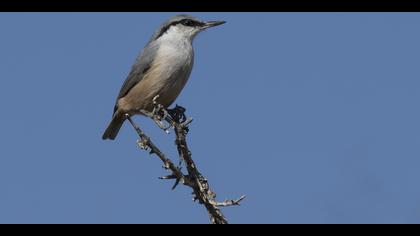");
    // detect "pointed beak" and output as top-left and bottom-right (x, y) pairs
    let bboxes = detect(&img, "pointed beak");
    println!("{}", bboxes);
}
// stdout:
(203, 20), (226, 29)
